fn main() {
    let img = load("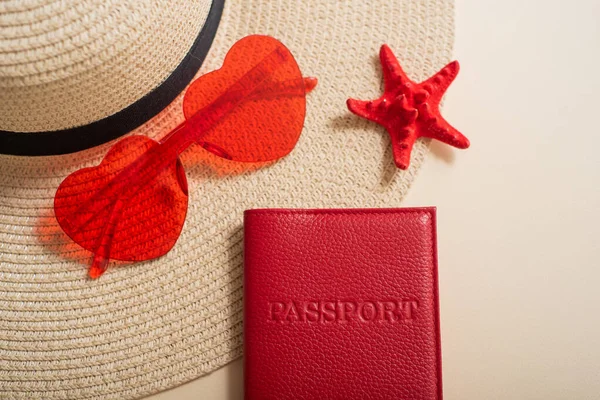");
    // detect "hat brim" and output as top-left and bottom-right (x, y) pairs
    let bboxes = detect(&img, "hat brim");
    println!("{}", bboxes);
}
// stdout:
(0, 0), (224, 156)
(0, 0), (456, 398)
